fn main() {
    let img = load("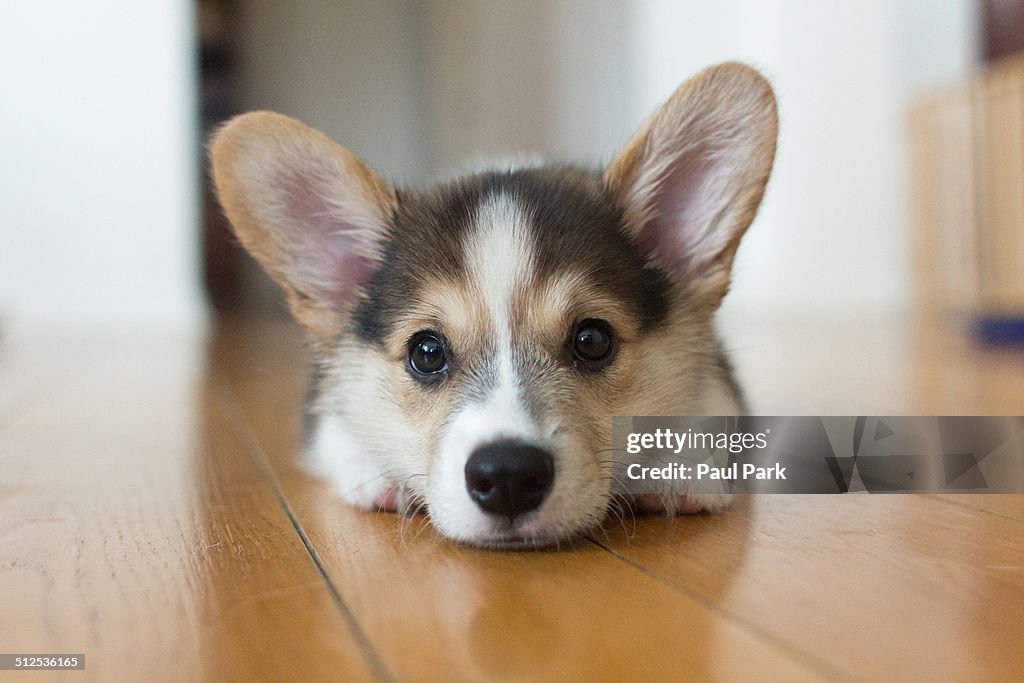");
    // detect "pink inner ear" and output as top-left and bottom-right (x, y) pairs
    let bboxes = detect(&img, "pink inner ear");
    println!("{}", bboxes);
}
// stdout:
(281, 171), (381, 304)
(331, 248), (376, 299)
(614, 66), (776, 284)
(640, 144), (719, 273)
